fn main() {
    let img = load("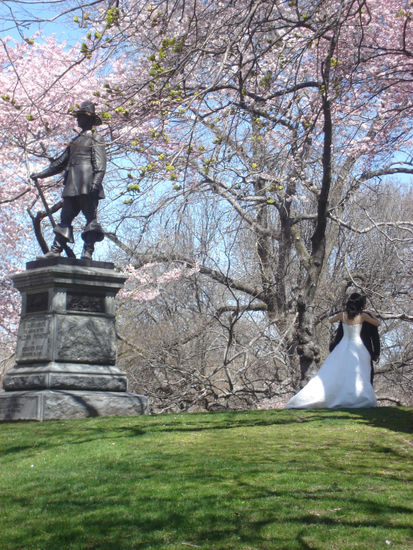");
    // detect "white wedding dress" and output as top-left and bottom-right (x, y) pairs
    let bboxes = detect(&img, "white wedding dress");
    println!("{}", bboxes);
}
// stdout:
(286, 320), (377, 409)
